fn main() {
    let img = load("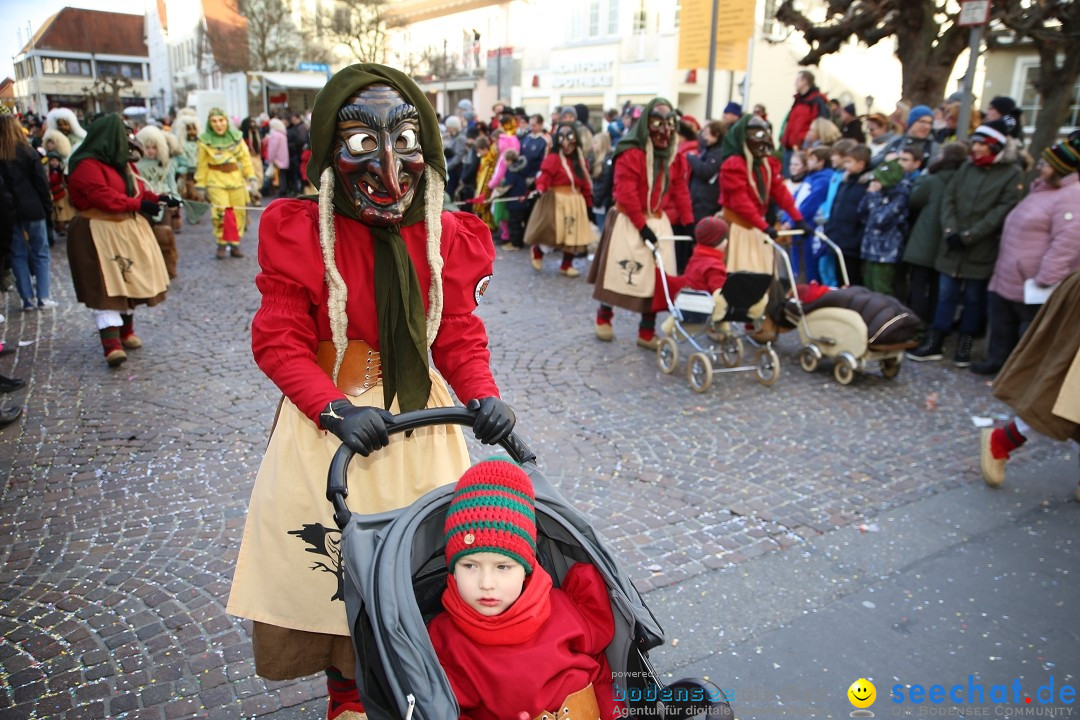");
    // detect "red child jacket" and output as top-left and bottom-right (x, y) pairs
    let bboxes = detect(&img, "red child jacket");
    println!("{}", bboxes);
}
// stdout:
(428, 563), (623, 720)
